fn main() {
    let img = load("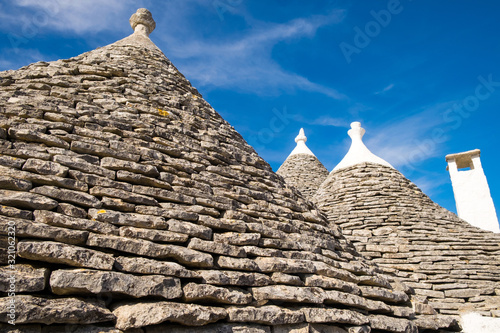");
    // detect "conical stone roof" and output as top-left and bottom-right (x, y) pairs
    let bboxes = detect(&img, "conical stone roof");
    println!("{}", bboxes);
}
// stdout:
(314, 163), (500, 319)
(277, 129), (329, 200)
(0, 8), (459, 333)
